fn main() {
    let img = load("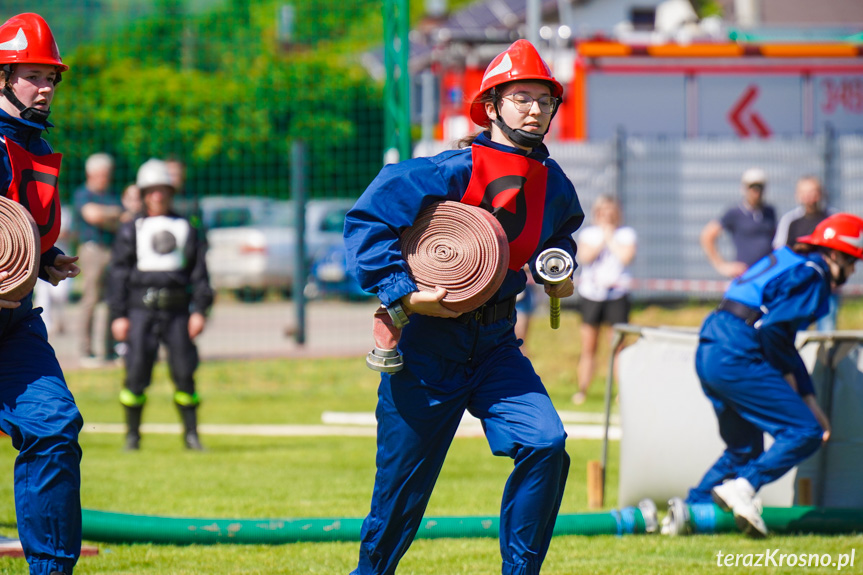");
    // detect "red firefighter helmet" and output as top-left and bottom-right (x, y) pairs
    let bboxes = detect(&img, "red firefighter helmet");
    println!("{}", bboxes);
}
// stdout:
(0, 13), (68, 72)
(797, 213), (863, 260)
(469, 39), (563, 128)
